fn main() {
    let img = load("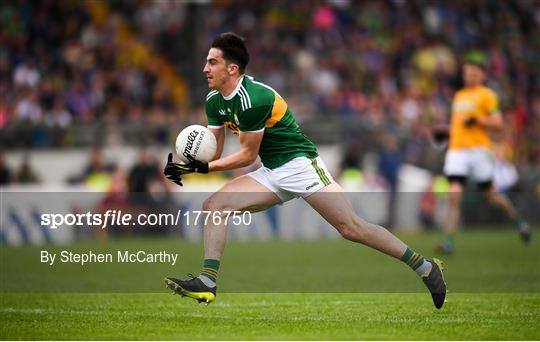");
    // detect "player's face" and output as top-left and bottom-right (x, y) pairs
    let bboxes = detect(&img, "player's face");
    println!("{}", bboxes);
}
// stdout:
(463, 64), (485, 87)
(203, 48), (230, 91)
